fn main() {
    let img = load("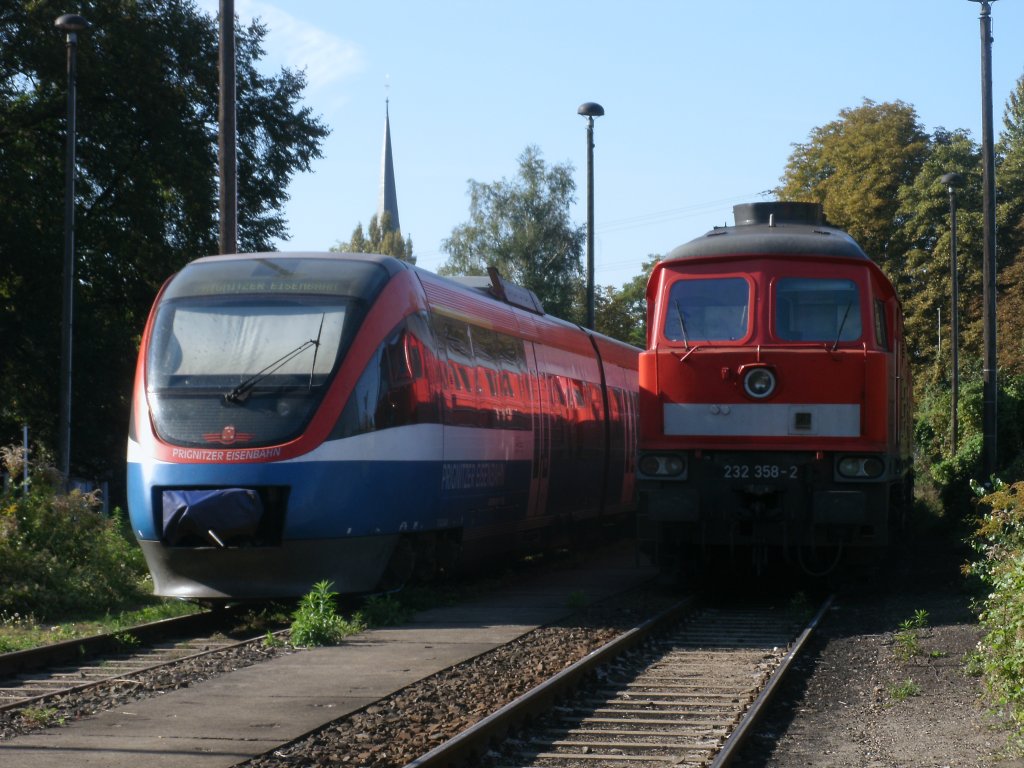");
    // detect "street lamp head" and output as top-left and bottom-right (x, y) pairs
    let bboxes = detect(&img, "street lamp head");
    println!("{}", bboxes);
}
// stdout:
(54, 14), (90, 33)
(967, 0), (997, 14)
(940, 172), (964, 188)
(577, 102), (605, 118)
